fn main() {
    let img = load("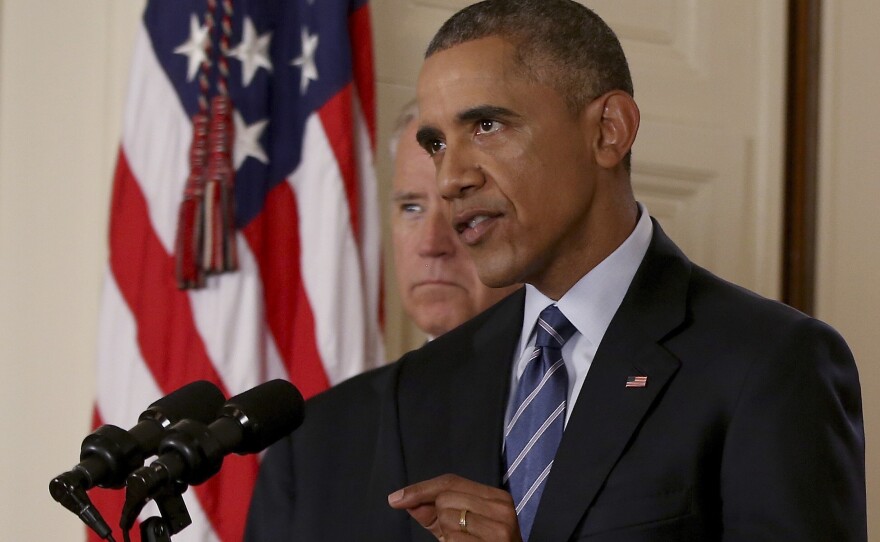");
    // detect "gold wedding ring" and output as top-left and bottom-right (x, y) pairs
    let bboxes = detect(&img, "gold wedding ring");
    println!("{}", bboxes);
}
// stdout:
(459, 508), (469, 533)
